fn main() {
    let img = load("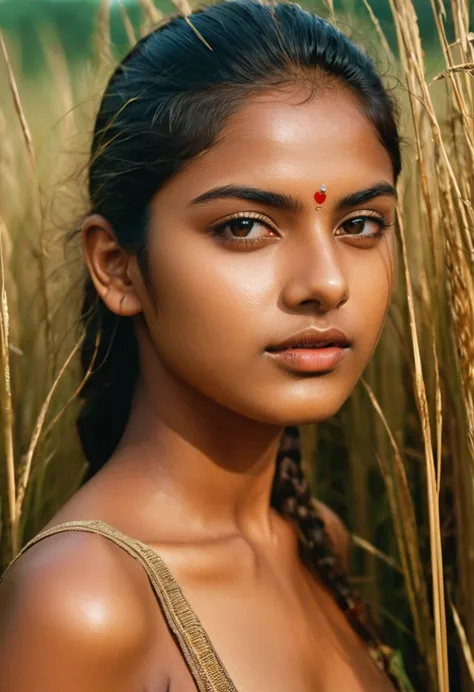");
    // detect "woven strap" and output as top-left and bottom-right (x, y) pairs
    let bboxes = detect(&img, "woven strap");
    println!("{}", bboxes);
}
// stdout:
(1, 520), (238, 692)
